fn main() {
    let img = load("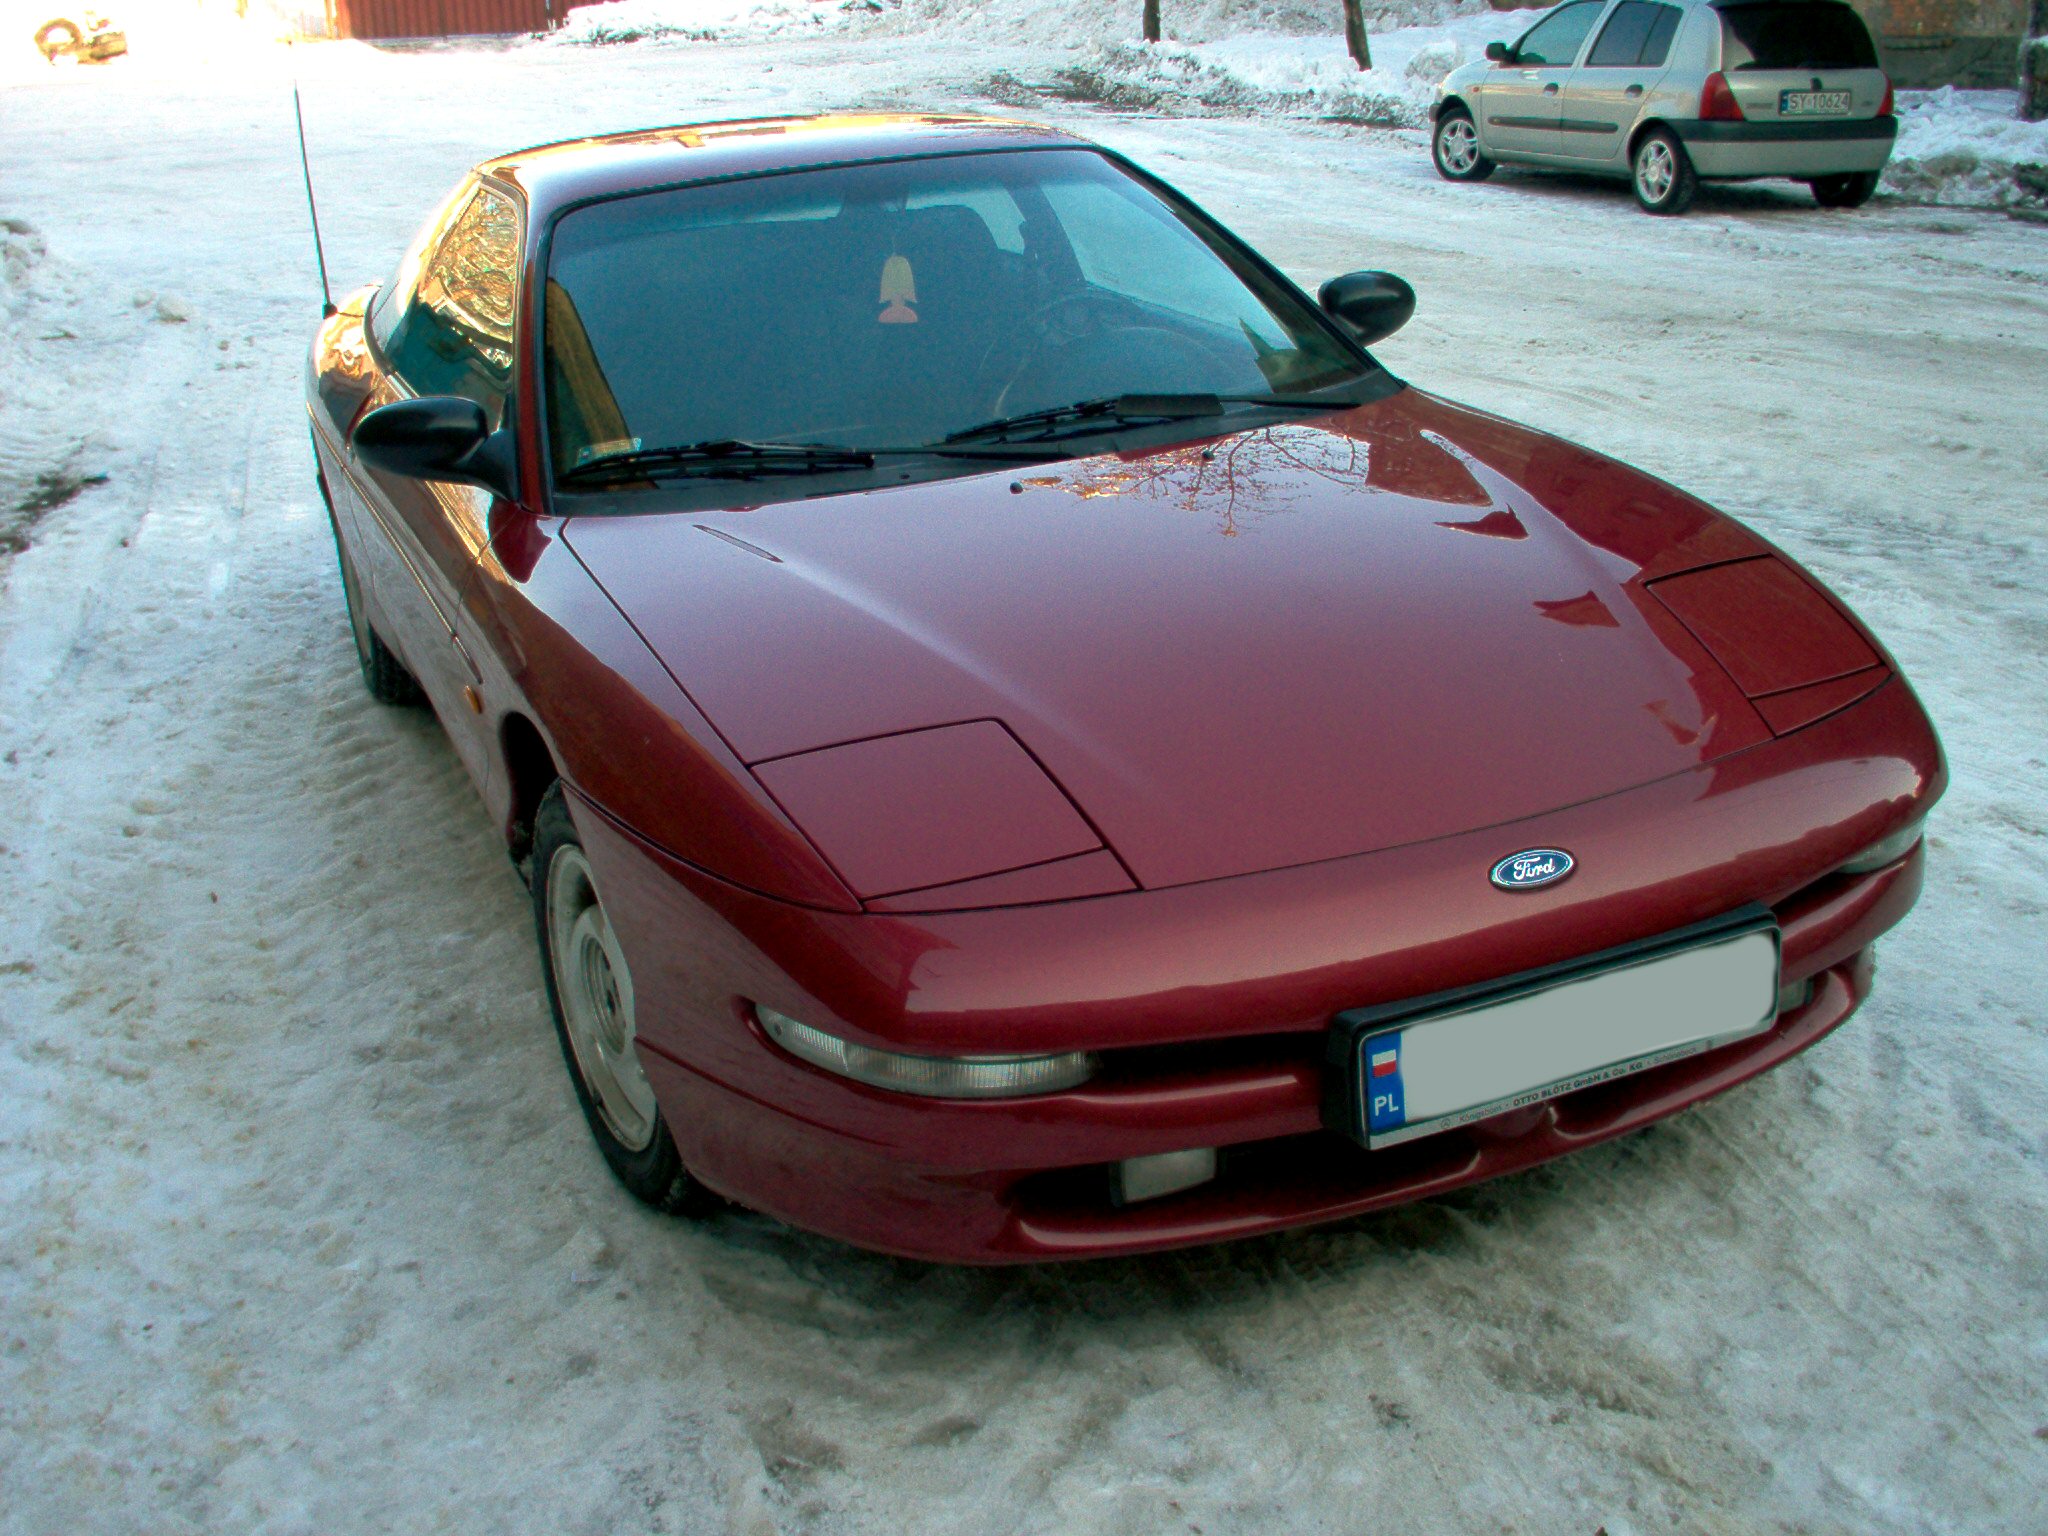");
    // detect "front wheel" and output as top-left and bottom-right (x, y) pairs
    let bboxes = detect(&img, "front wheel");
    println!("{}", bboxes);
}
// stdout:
(321, 493), (420, 705)
(1432, 108), (1495, 183)
(1810, 170), (1879, 209)
(533, 783), (708, 1215)
(1632, 128), (1698, 215)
